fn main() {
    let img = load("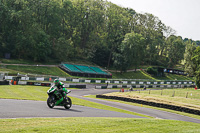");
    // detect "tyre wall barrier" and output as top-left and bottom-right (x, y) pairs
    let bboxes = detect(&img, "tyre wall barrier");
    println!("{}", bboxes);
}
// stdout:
(95, 84), (194, 89)
(27, 82), (51, 86)
(0, 80), (9, 85)
(65, 84), (86, 88)
(96, 95), (200, 115)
